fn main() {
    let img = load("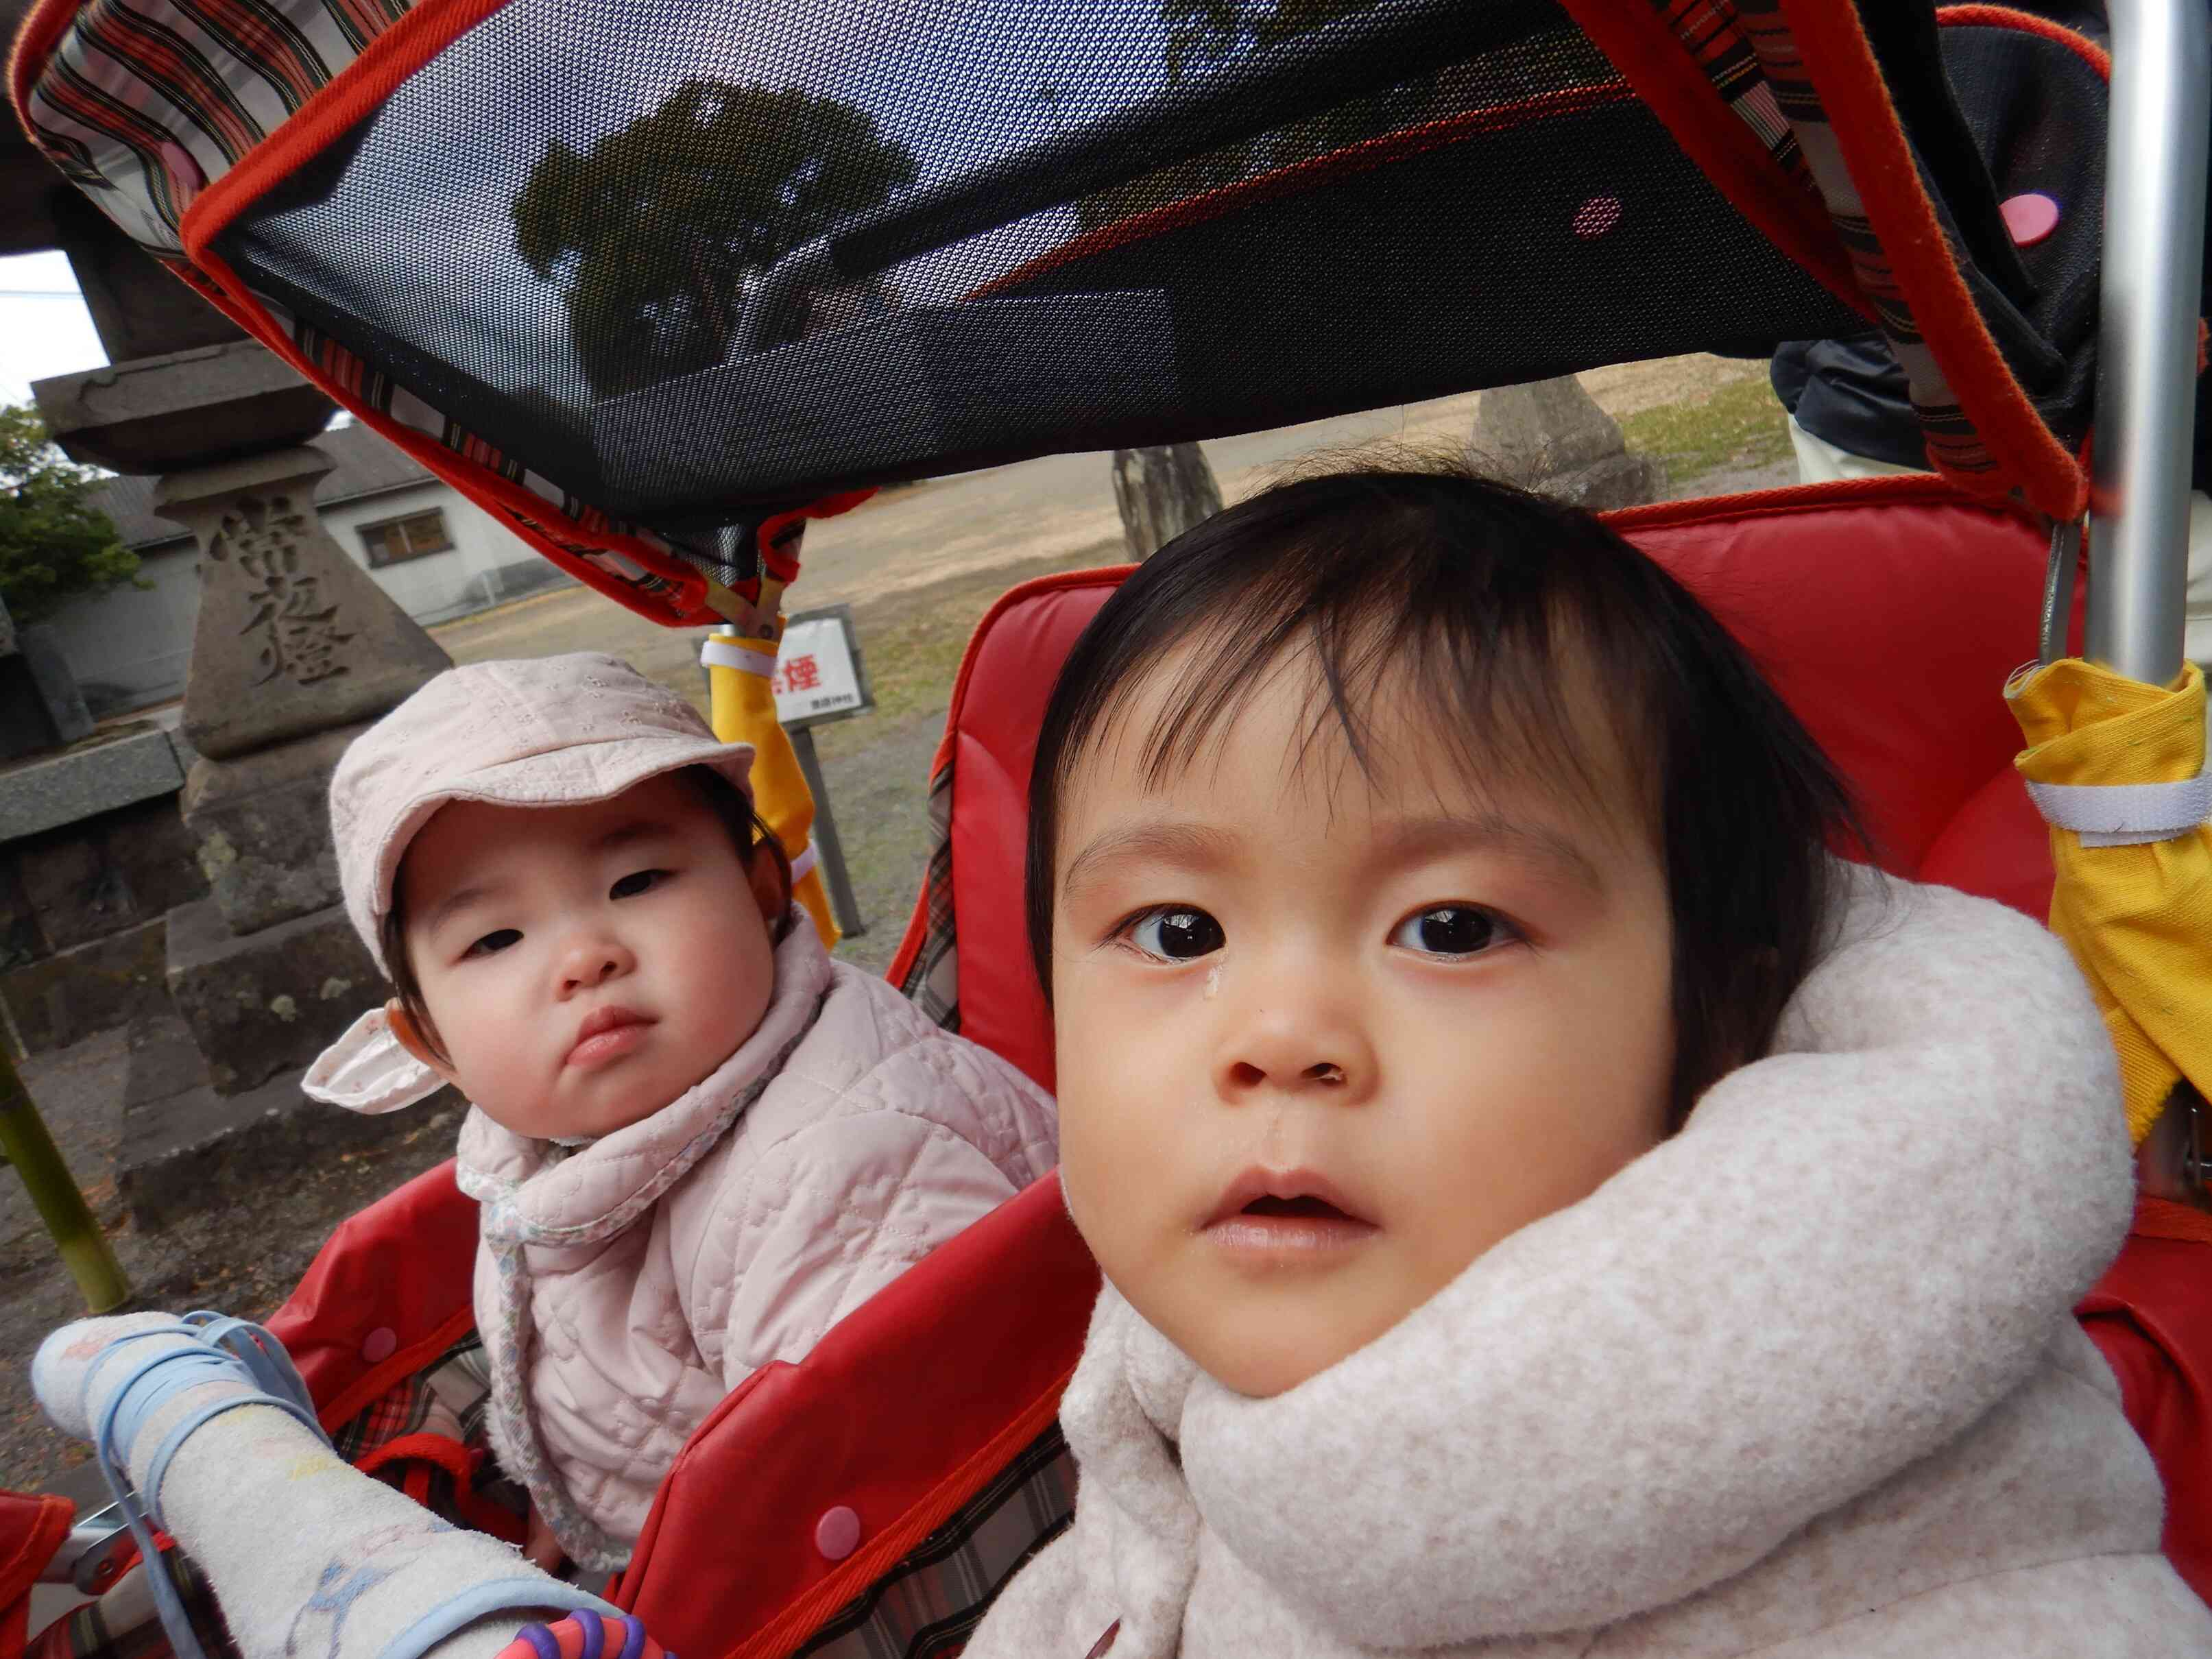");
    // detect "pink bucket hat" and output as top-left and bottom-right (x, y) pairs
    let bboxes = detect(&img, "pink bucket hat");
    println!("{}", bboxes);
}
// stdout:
(332, 652), (754, 971)
(305, 653), (753, 1115)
